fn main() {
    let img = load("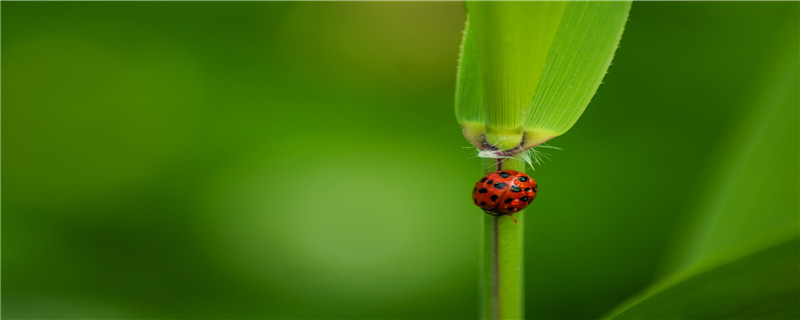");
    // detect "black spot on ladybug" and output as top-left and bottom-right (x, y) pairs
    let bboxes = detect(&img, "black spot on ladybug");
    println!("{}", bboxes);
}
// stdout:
(493, 182), (507, 189)
(474, 187), (477, 192)
(498, 172), (511, 178)
(528, 198), (533, 203)
(520, 196), (529, 202)
(481, 177), (487, 183)
(532, 186), (538, 192)
(524, 187), (531, 192)
(504, 198), (513, 204)
(480, 201), (487, 206)
(518, 176), (529, 182)
(474, 198), (478, 204)
(478, 188), (488, 193)
(490, 195), (498, 201)
(507, 207), (515, 211)
(487, 179), (494, 185)
(510, 185), (522, 192)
